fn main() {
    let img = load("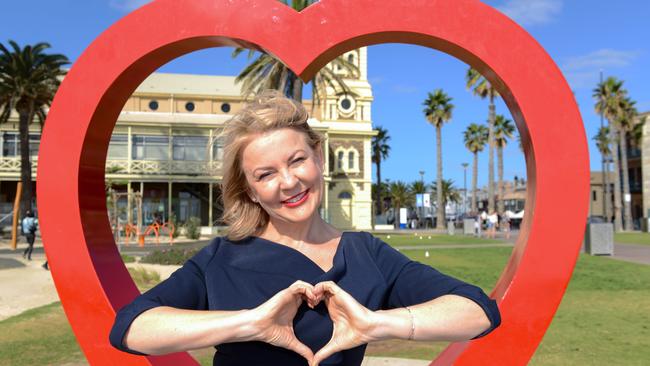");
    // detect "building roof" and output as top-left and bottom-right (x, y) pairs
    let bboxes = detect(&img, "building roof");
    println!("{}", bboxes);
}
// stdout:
(135, 72), (242, 97)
